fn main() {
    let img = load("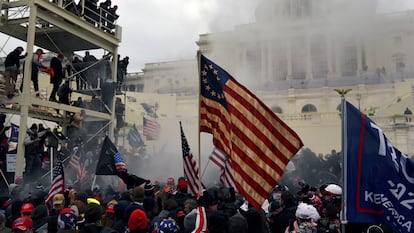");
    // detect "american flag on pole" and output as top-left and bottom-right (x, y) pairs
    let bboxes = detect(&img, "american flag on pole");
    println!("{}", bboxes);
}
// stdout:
(45, 156), (64, 210)
(180, 122), (204, 196)
(69, 145), (88, 184)
(199, 54), (303, 208)
(143, 117), (161, 140)
(209, 147), (236, 191)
